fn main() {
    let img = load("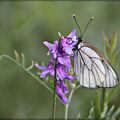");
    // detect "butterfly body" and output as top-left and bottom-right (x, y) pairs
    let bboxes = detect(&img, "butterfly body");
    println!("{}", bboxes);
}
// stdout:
(74, 38), (119, 88)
